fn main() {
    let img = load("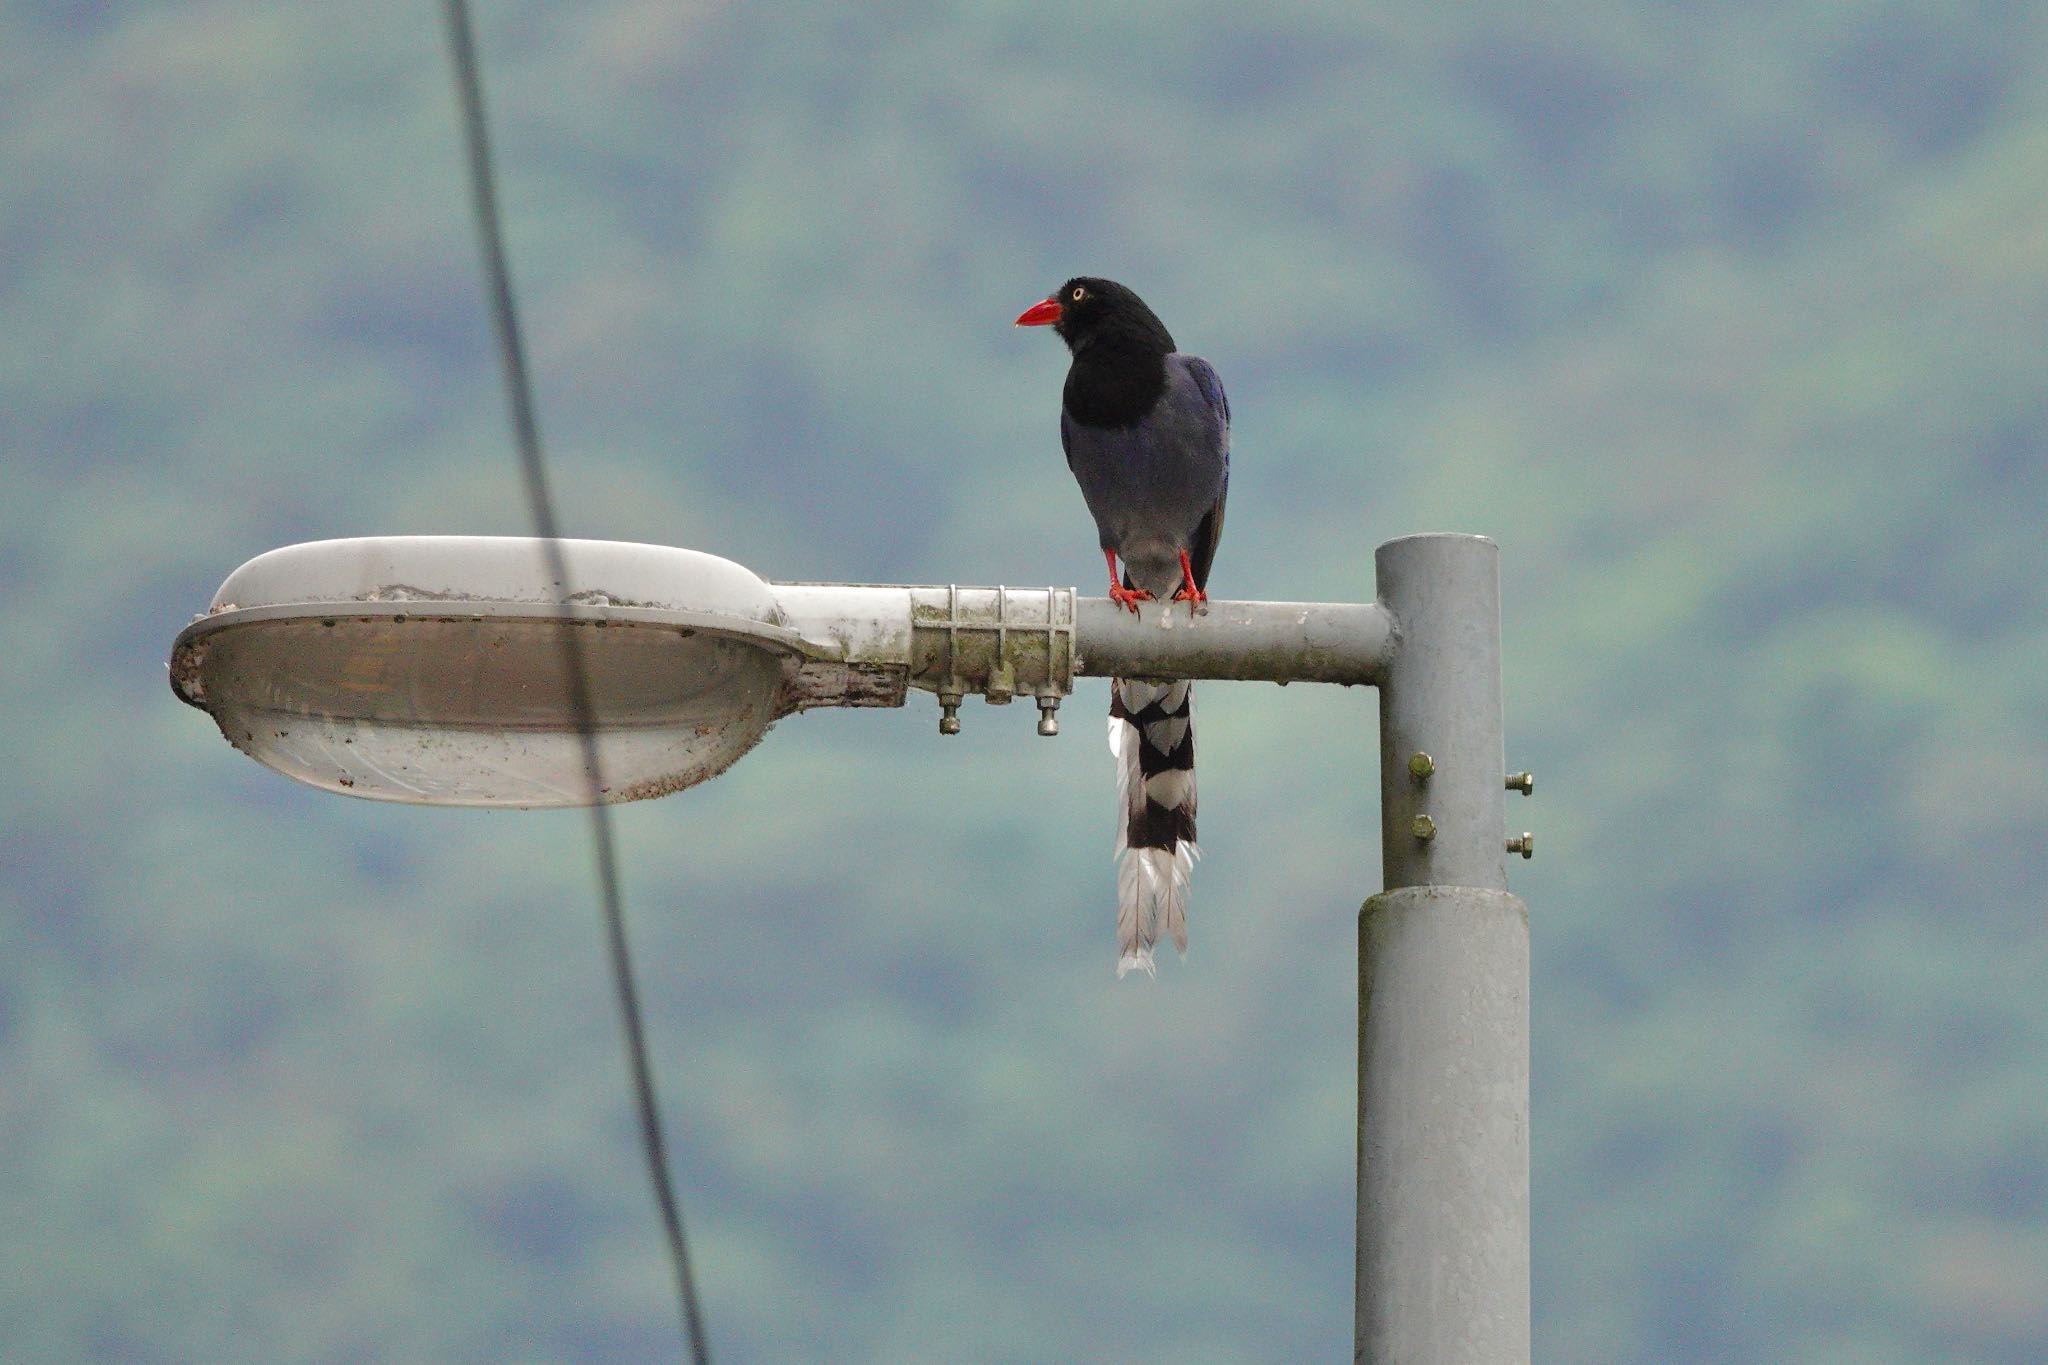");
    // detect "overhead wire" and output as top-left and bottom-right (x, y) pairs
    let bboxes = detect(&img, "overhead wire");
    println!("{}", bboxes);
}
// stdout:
(439, 5), (711, 1360)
